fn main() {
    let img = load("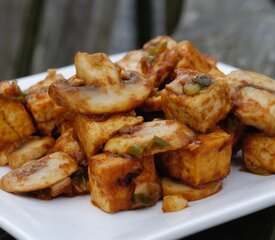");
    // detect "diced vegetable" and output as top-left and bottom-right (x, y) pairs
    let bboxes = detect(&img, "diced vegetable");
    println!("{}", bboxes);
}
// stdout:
(152, 135), (170, 147)
(127, 144), (144, 158)
(183, 83), (201, 96)
(194, 75), (212, 86)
